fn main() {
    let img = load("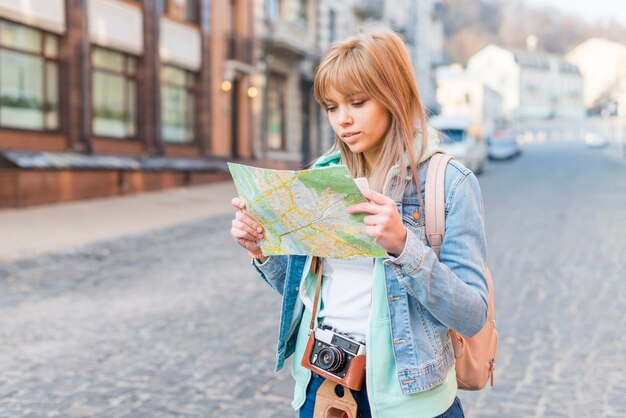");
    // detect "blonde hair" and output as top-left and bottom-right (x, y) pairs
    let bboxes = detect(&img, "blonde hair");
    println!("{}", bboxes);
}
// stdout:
(313, 28), (428, 201)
